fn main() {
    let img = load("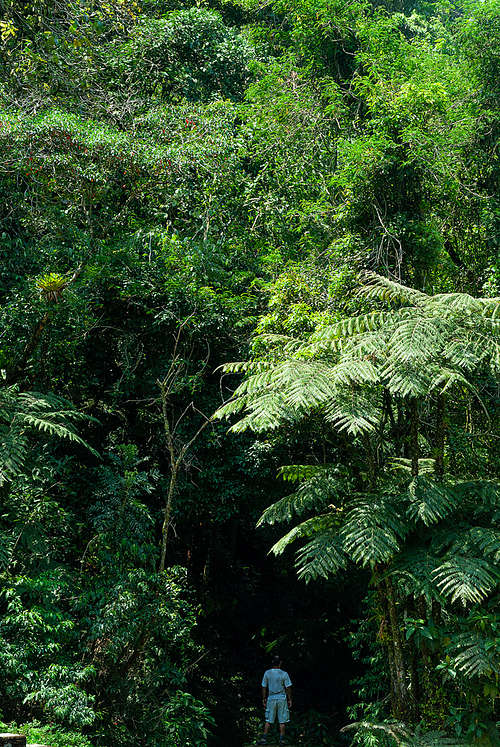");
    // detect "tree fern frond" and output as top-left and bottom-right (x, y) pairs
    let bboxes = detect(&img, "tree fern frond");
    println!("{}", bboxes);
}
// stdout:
(0, 387), (95, 482)
(428, 292), (486, 313)
(451, 527), (500, 563)
(311, 308), (413, 341)
(331, 356), (379, 386)
(296, 530), (348, 581)
(390, 548), (441, 600)
(323, 387), (381, 434)
(360, 272), (430, 306)
(218, 360), (273, 375)
(451, 481), (500, 511)
(0, 530), (14, 570)
(476, 296), (500, 319)
(258, 469), (345, 525)
(429, 367), (479, 395)
(390, 458), (436, 475)
(19, 415), (89, 449)
(275, 360), (337, 409)
(0, 428), (29, 485)
(228, 392), (295, 433)
(270, 515), (334, 556)
(444, 338), (482, 371)
(382, 360), (433, 397)
(341, 721), (467, 746)
(433, 556), (499, 605)
(406, 477), (458, 526)
(212, 395), (249, 420)
(447, 631), (500, 679)
(341, 497), (405, 567)
(256, 333), (304, 353)
(387, 317), (444, 362)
